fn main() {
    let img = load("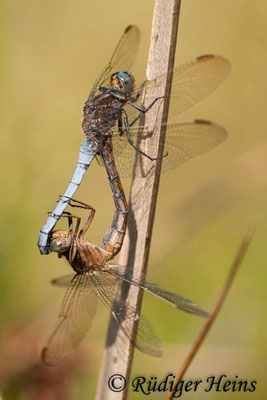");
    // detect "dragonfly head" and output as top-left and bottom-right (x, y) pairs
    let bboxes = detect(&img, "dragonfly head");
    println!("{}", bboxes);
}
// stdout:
(110, 72), (135, 95)
(49, 230), (72, 254)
